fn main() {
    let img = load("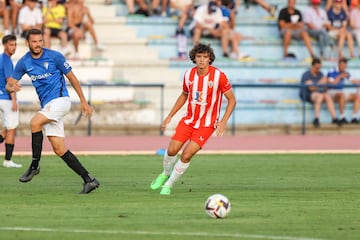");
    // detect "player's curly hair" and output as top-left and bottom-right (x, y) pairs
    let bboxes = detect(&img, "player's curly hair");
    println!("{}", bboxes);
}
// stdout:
(189, 43), (216, 65)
